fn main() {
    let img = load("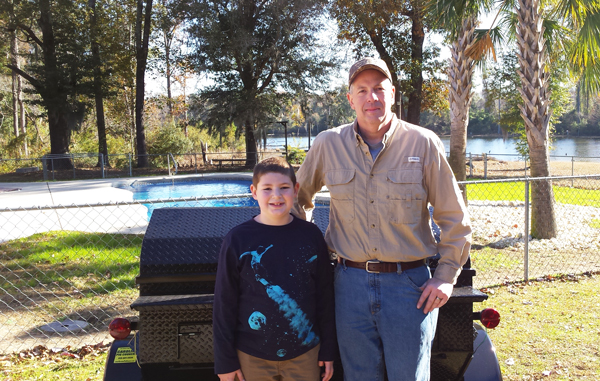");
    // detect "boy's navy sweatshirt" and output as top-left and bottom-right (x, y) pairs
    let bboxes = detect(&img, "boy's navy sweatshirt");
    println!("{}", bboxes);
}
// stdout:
(213, 215), (337, 374)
